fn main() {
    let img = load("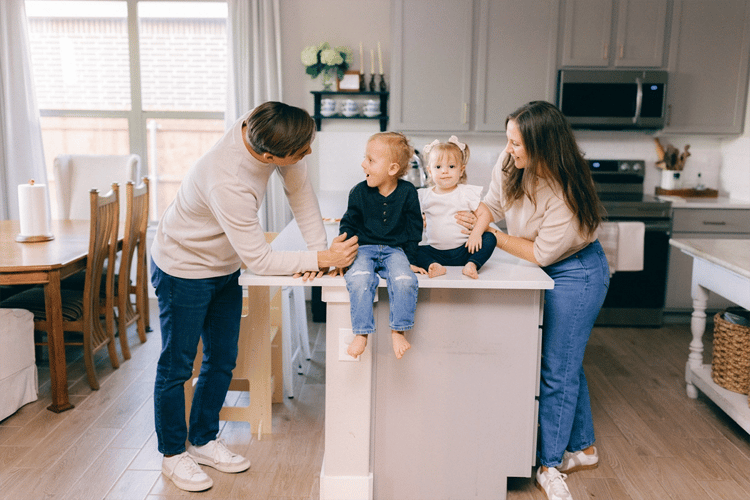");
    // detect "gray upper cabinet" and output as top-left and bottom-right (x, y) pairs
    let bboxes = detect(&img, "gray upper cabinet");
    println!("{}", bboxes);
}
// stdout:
(391, 0), (559, 132)
(663, 0), (750, 134)
(391, 0), (473, 131)
(474, 0), (560, 131)
(560, 0), (668, 68)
